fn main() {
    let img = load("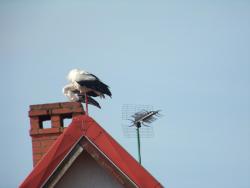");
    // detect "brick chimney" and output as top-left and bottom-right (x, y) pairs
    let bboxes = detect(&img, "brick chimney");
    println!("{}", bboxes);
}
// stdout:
(29, 102), (84, 166)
